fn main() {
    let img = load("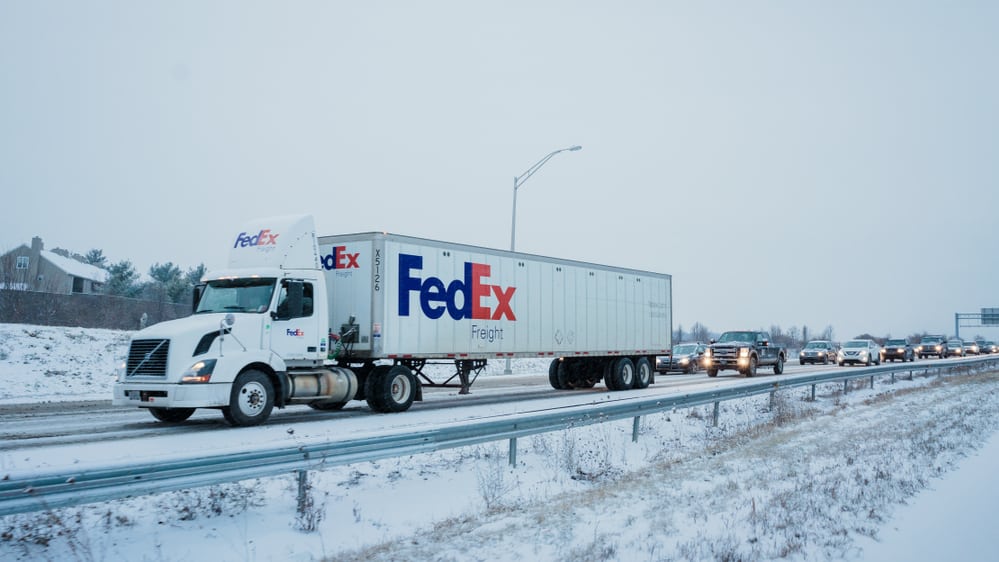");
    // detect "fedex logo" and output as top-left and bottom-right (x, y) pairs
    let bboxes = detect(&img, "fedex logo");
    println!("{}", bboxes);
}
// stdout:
(286, 328), (305, 337)
(234, 229), (279, 248)
(398, 253), (516, 321)
(321, 246), (360, 270)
